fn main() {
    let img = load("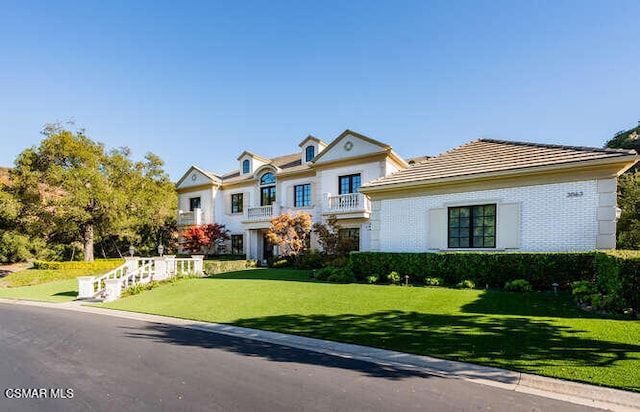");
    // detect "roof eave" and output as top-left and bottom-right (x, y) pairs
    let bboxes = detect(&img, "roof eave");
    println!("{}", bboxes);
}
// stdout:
(360, 154), (638, 195)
